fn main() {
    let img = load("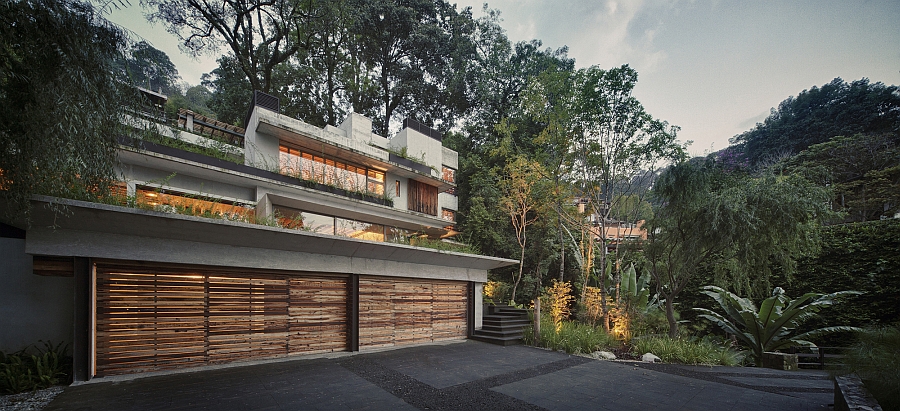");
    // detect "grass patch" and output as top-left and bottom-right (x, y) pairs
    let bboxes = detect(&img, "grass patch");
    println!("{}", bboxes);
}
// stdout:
(523, 317), (619, 355)
(630, 335), (744, 366)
